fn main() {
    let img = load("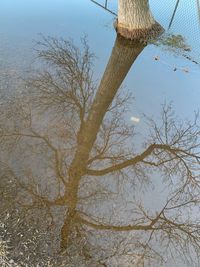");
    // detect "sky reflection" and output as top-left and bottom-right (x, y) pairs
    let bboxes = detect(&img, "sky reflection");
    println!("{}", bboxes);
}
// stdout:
(0, 1), (200, 266)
